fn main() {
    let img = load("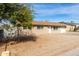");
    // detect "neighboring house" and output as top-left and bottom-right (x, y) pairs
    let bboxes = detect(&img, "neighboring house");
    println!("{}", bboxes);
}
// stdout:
(60, 22), (75, 31)
(71, 23), (79, 31)
(61, 22), (79, 31)
(31, 21), (74, 34)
